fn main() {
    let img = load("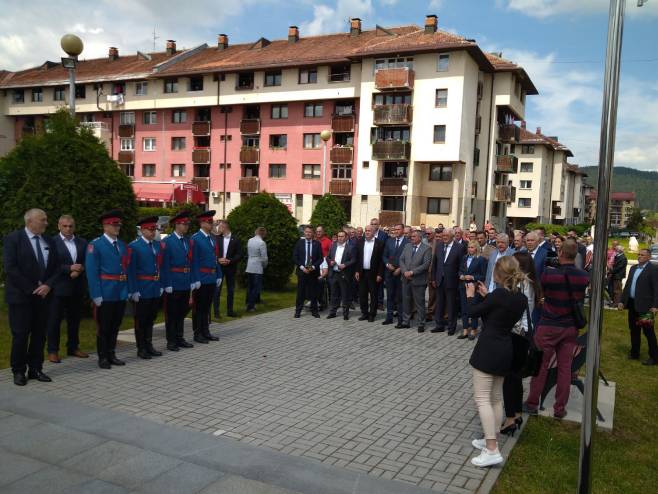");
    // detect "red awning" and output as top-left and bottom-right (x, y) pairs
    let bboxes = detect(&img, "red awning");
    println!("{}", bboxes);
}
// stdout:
(134, 185), (174, 202)
(173, 187), (206, 204)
